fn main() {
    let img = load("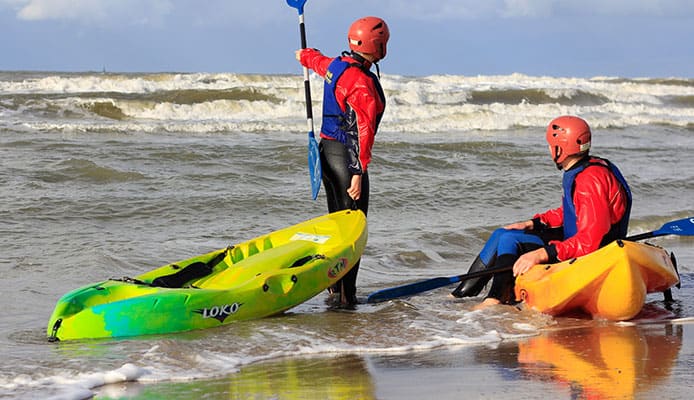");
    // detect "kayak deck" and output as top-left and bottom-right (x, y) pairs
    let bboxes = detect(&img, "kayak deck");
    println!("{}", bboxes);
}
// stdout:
(515, 240), (679, 321)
